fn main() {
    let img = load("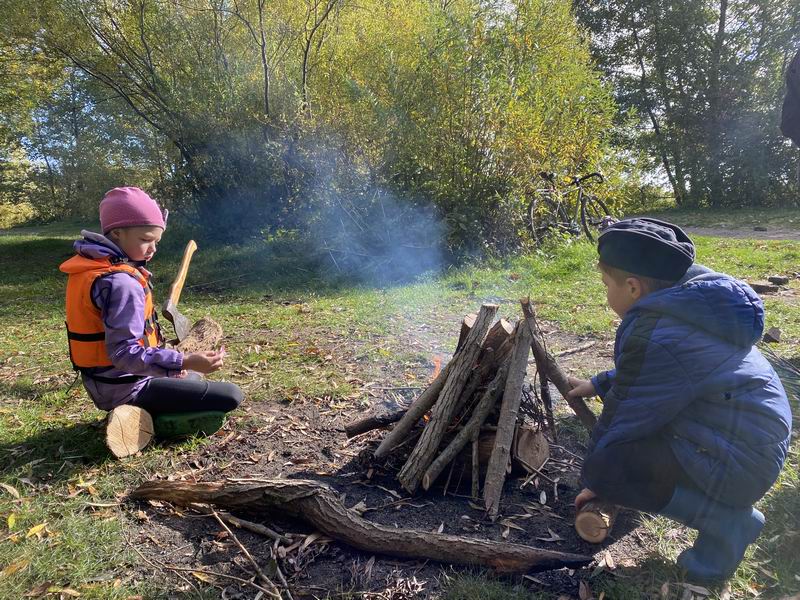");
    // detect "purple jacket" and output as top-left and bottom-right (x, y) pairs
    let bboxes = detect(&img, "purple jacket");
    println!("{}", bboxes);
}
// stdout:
(70, 231), (183, 410)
